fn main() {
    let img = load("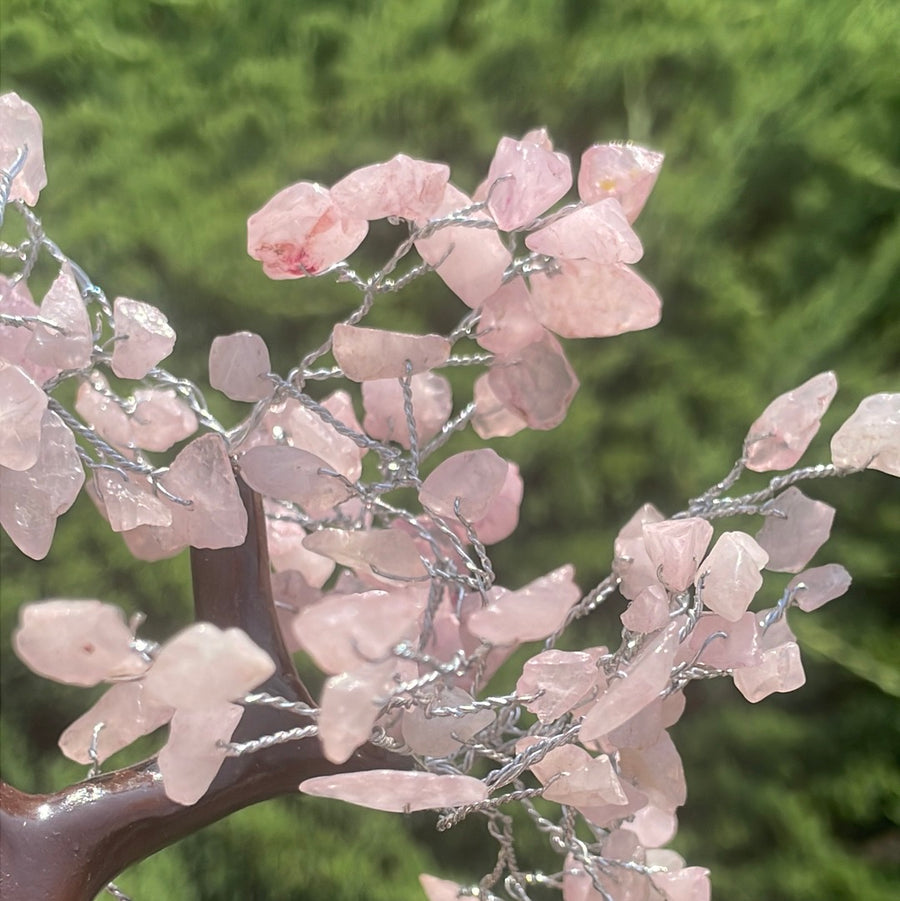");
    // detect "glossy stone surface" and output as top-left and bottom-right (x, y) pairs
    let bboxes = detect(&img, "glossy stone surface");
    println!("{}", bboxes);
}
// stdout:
(755, 487), (835, 573)
(621, 583), (670, 633)
(401, 686), (496, 756)
(0, 360), (47, 470)
(677, 612), (759, 670)
(831, 392), (900, 476)
(536, 745), (628, 808)
(208, 331), (272, 402)
(696, 531), (768, 621)
(578, 142), (665, 223)
(25, 263), (92, 373)
(303, 527), (428, 582)
(613, 503), (666, 600)
(733, 639), (805, 702)
(332, 324), (450, 382)
(362, 371), (452, 447)
(787, 563), (852, 612)
(471, 372), (528, 439)
(468, 461), (524, 545)
(419, 874), (464, 901)
(642, 518), (713, 592)
(129, 388), (199, 452)
(92, 469), (173, 532)
(650, 866), (712, 901)
(0, 276), (58, 385)
(0, 92), (46, 205)
(475, 280), (544, 355)
(419, 448), (509, 521)
(516, 649), (598, 723)
(111, 297), (176, 380)
(265, 509), (335, 585)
